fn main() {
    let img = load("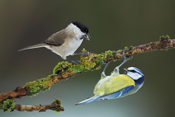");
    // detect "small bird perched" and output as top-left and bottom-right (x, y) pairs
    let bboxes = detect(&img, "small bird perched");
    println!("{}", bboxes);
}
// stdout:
(76, 51), (145, 105)
(18, 21), (90, 60)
